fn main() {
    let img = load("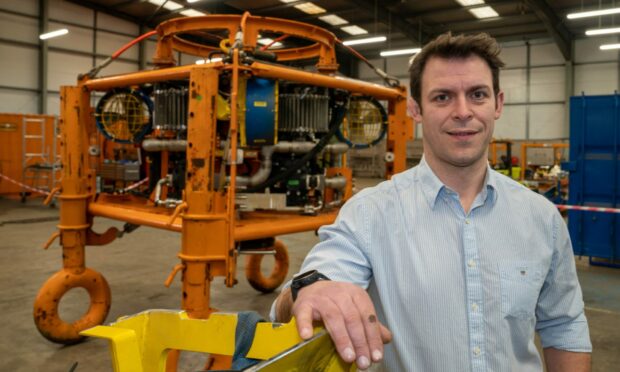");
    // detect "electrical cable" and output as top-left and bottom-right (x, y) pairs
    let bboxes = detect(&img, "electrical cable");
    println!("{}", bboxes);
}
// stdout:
(335, 38), (401, 87)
